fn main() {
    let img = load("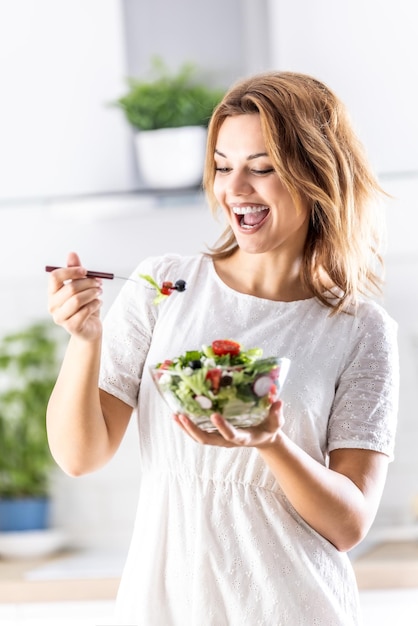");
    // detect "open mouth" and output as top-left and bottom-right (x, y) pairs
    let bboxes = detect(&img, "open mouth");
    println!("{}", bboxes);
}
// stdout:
(232, 205), (270, 230)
